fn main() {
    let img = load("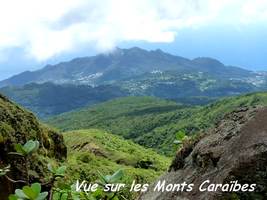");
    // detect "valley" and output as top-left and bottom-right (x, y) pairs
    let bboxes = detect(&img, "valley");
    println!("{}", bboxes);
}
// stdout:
(1, 47), (267, 199)
(0, 48), (266, 119)
(47, 93), (267, 155)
